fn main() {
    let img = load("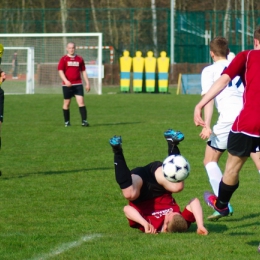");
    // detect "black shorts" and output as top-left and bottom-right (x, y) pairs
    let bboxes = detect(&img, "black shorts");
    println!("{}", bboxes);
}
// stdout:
(131, 161), (167, 204)
(227, 131), (260, 157)
(62, 84), (84, 99)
